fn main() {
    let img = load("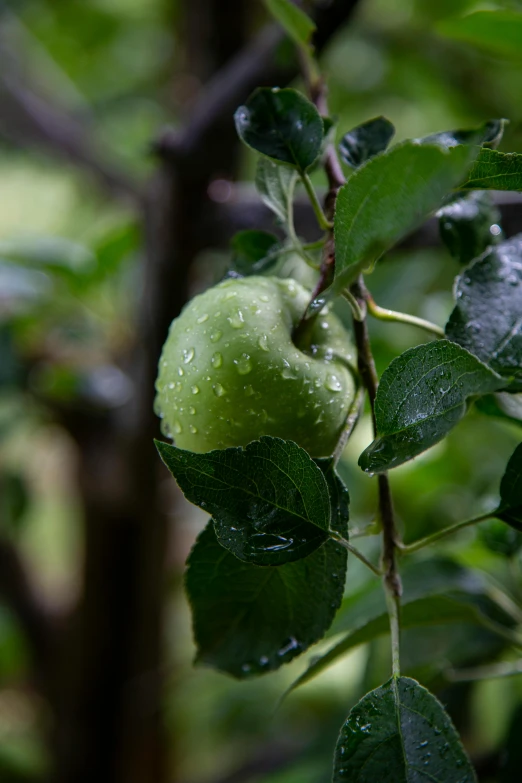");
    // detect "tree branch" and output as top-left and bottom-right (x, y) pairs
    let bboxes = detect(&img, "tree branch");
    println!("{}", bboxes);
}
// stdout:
(0, 31), (141, 200)
(156, 0), (363, 160)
